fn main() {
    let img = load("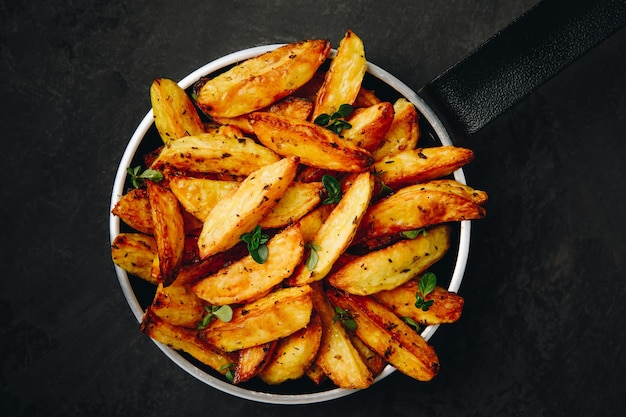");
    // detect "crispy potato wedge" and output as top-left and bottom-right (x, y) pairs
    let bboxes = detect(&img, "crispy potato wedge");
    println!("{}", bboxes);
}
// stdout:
(305, 361), (327, 385)
(260, 182), (323, 229)
(349, 333), (387, 377)
(288, 171), (373, 286)
(343, 101), (394, 151)
(150, 78), (205, 144)
(147, 181), (185, 286)
(411, 179), (488, 206)
(111, 188), (154, 235)
(258, 313), (323, 385)
(151, 132), (281, 177)
(354, 87), (382, 108)
(372, 147), (475, 189)
(141, 308), (236, 374)
(310, 282), (373, 389)
(371, 98), (420, 160)
(233, 342), (277, 384)
(360, 185), (486, 239)
(150, 283), (207, 328)
(169, 177), (238, 221)
(199, 285), (313, 352)
(312, 30), (367, 120)
(374, 281), (464, 325)
(111, 233), (157, 283)
(298, 204), (334, 243)
(197, 156), (298, 259)
(170, 244), (249, 287)
(250, 111), (373, 172)
(326, 289), (439, 381)
(192, 224), (305, 305)
(329, 225), (451, 295)
(196, 39), (331, 118)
